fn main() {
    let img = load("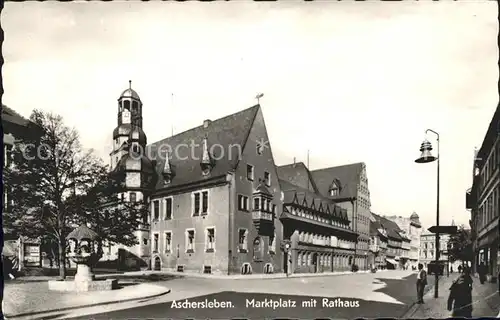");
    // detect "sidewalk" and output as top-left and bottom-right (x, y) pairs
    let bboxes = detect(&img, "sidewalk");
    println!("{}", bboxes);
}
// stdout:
(403, 274), (500, 318)
(136, 268), (386, 280)
(3, 281), (170, 319)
